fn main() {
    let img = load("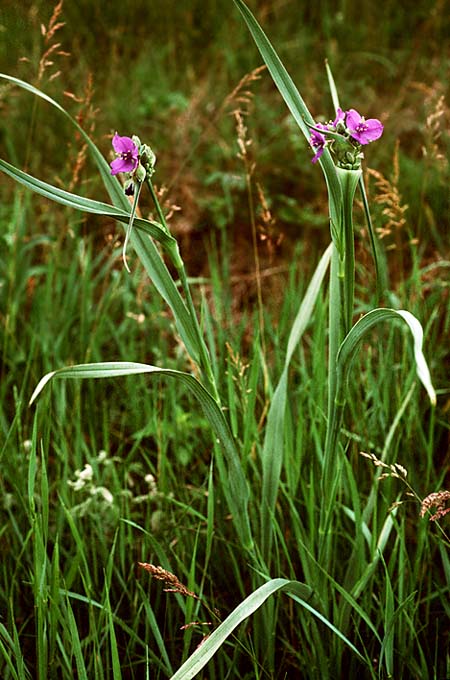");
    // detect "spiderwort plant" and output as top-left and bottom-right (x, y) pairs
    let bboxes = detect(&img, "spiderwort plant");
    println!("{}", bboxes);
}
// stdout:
(307, 106), (384, 336)
(308, 107), (384, 169)
(164, 4), (437, 676)
(232, 0), (434, 579)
